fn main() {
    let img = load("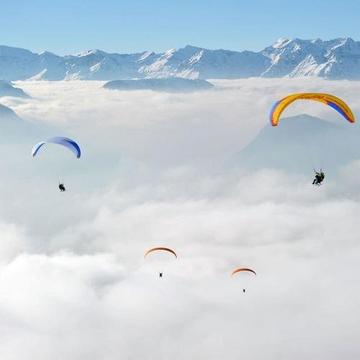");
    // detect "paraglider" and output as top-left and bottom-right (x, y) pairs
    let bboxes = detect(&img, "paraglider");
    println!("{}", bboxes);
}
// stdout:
(231, 267), (256, 293)
(312, 169), (325, 186)
(32, 137), (81, 191)
(144, 247), (177, 278)
(270, 93), (354, 183)
(270, 93), (355, 126)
